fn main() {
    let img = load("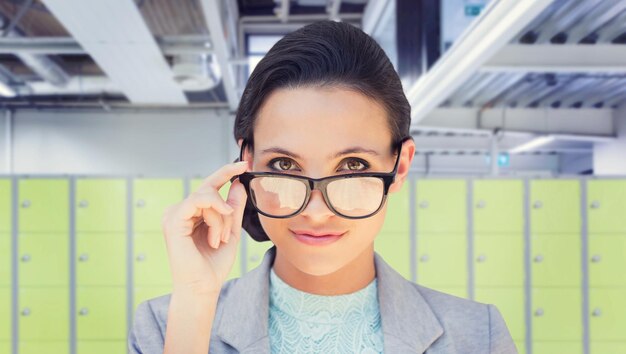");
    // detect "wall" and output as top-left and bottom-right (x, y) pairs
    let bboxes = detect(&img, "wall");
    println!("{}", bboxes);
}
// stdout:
(594, 105), (626, 175)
